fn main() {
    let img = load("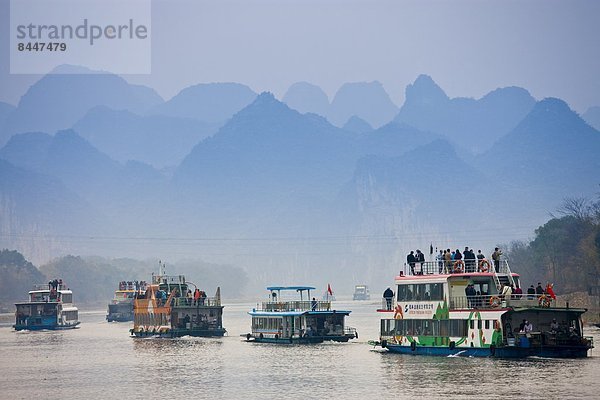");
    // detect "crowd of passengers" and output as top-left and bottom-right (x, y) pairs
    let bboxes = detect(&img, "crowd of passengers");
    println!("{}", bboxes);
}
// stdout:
(134, 287), (208, 306)
(406, 246), (504, 275)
